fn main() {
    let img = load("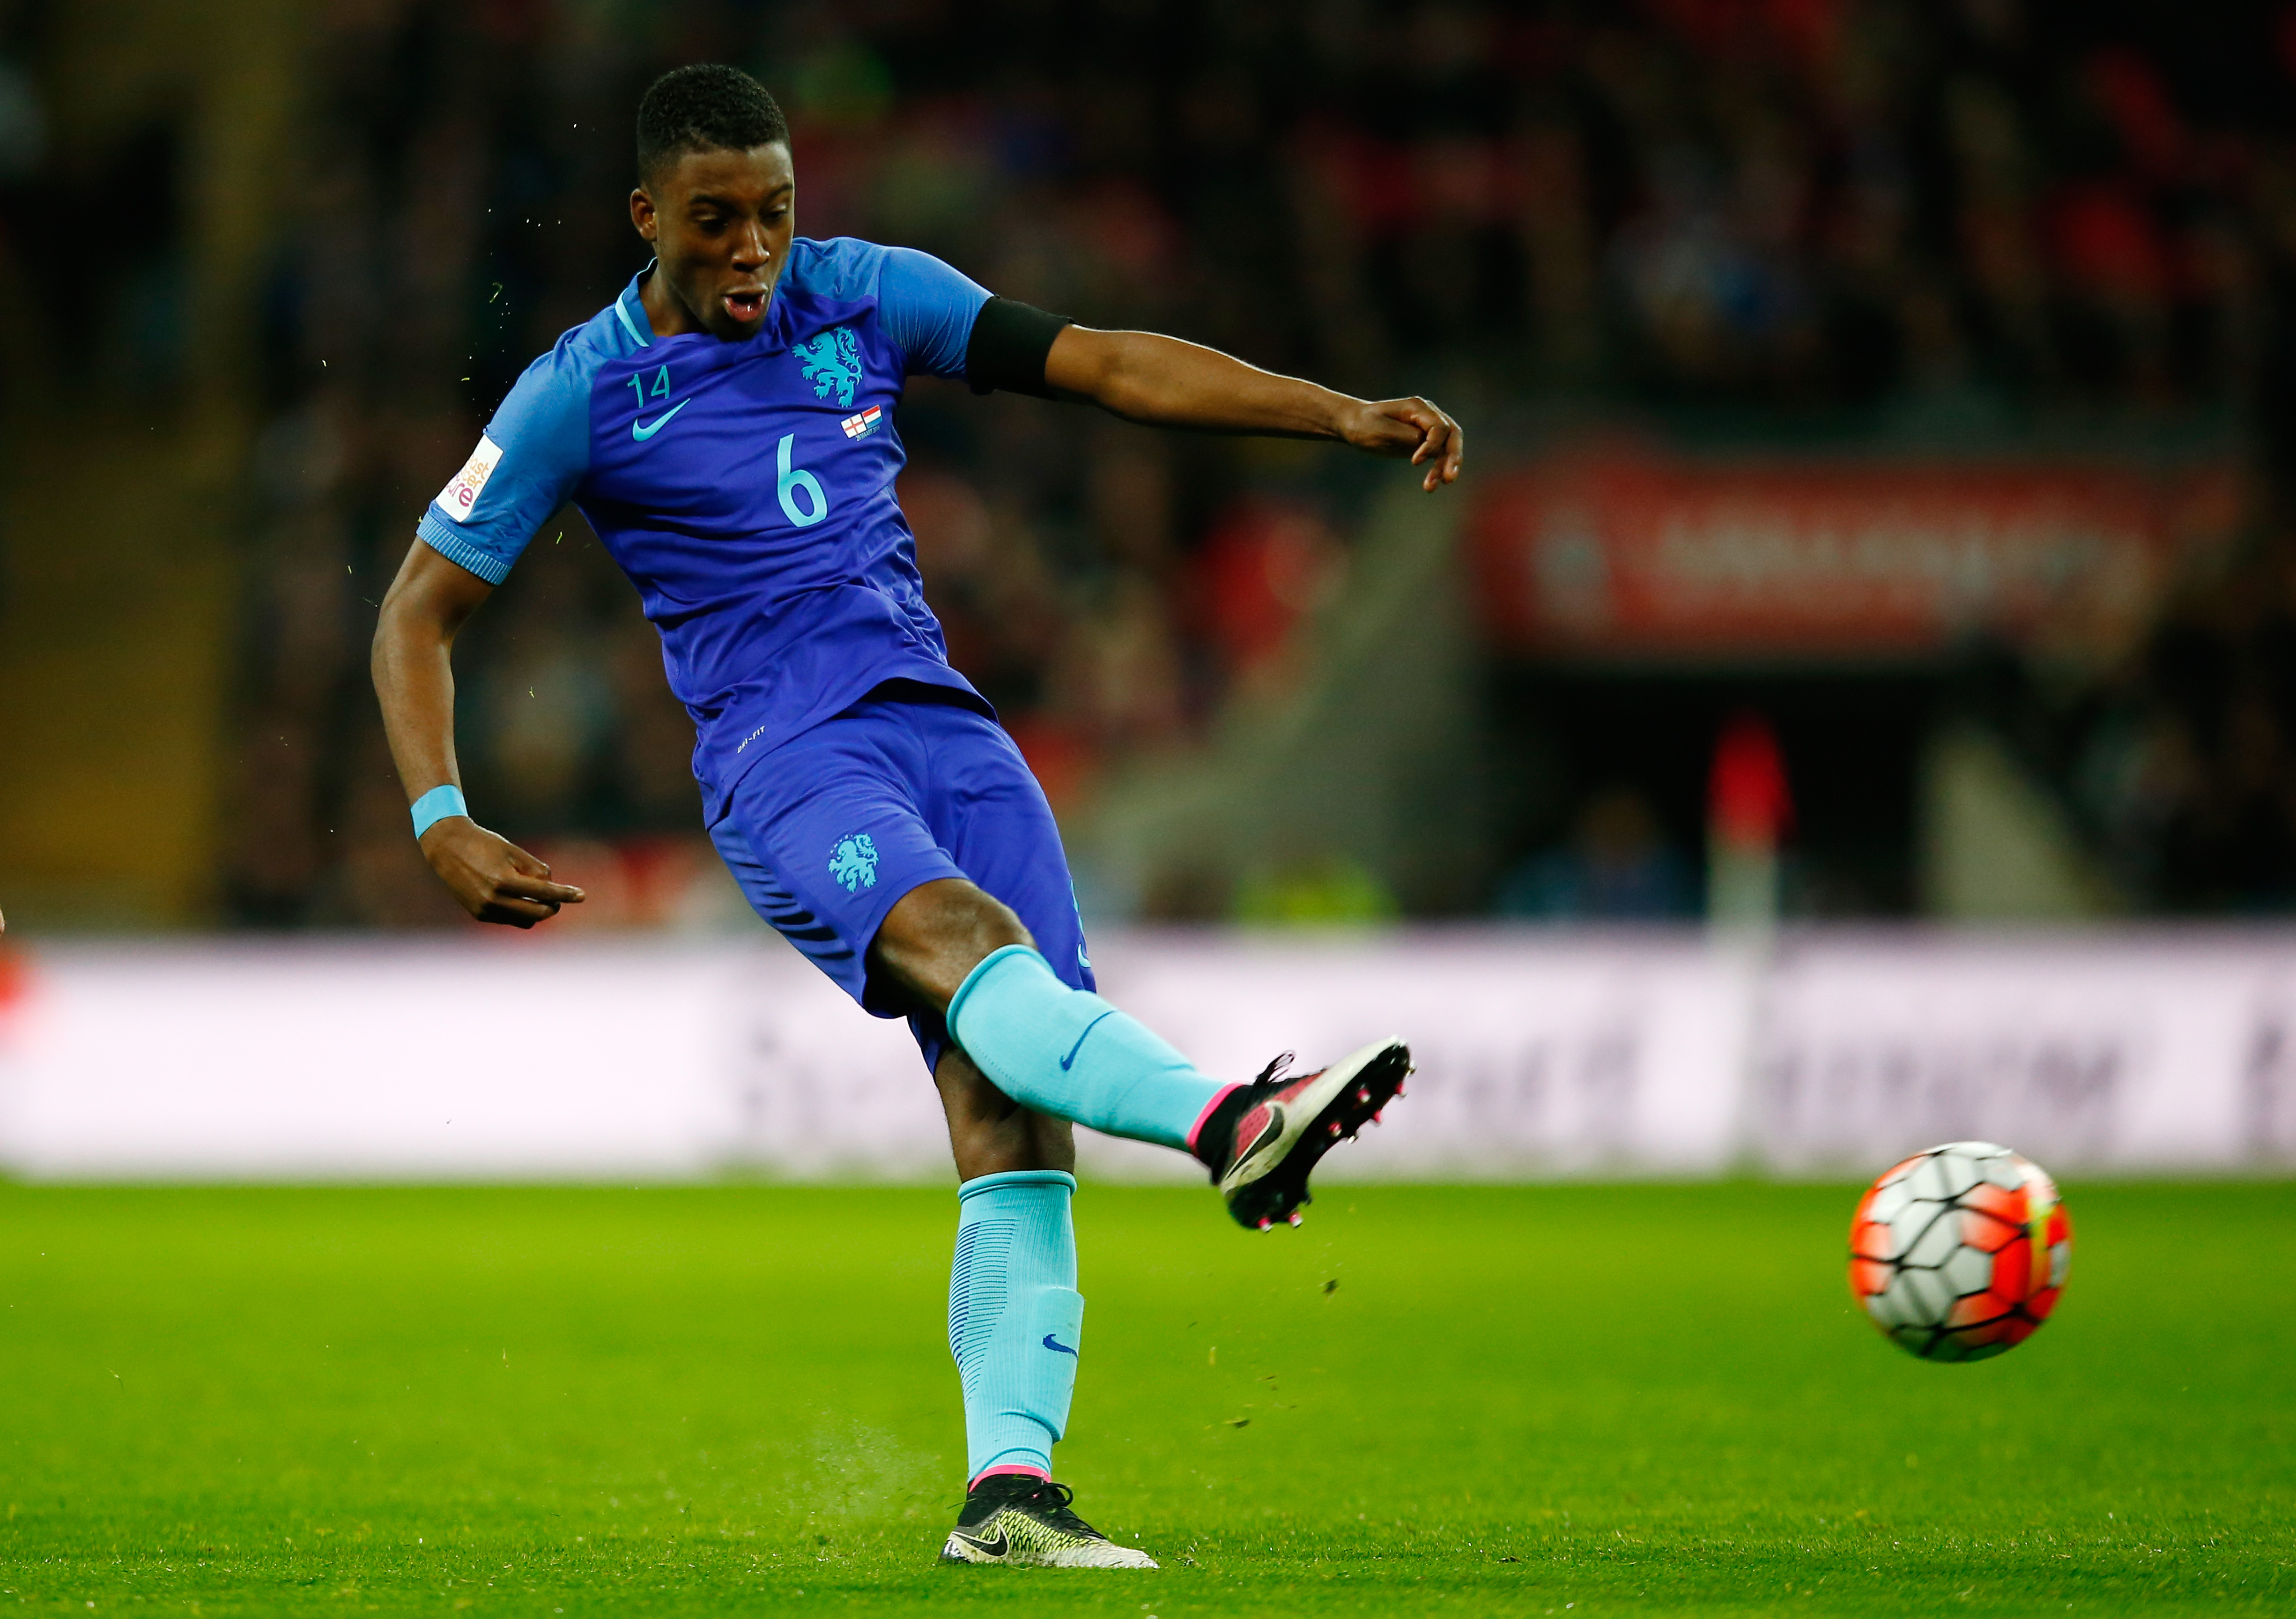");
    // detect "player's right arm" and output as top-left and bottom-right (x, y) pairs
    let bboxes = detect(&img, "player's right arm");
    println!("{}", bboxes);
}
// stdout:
(372, 545), (584, 927)
(372, 336), (597, 927)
